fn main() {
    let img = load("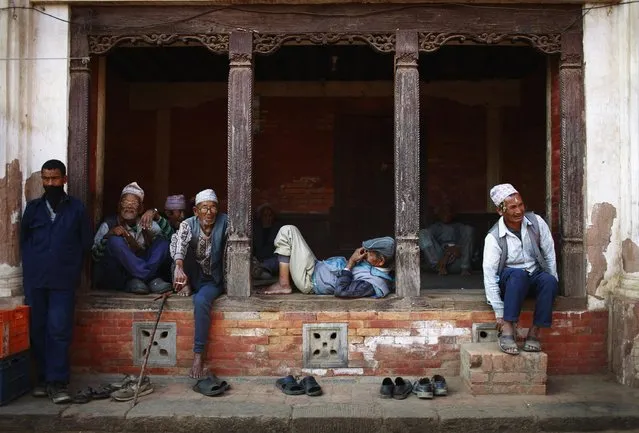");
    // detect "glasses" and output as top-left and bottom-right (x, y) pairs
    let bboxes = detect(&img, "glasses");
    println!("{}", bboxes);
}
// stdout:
(120, 200), (139, 207)
(198, 206), (217, 214)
